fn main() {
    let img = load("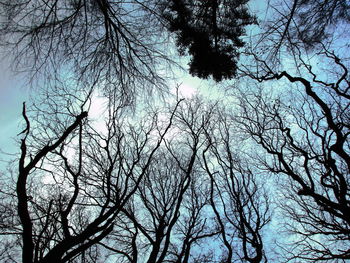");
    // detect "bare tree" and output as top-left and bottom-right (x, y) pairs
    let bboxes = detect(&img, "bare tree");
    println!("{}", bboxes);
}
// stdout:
(202, 110), (270, 263)
(101, 96), (270, 263)
(0, 86), (183, 263)
(167, 173), (216, 263)
(237, 46), (350, 261)
(83, 97), (218, 263)
(161, 98), (219, 263)
(244, 0), (350, 68)
(106, 151), (211, 263)
(0, 0), (172, 104)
